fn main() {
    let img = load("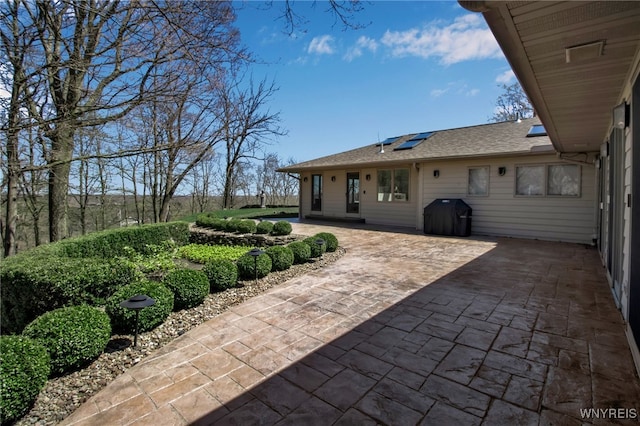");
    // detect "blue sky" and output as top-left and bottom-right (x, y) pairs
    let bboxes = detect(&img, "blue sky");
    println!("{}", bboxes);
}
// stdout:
(233, 1), (516, 164)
